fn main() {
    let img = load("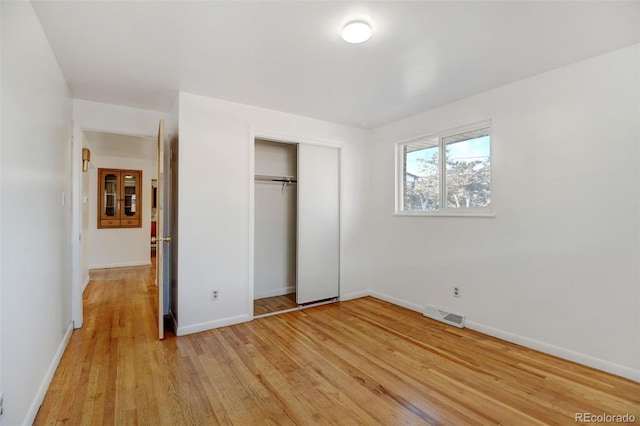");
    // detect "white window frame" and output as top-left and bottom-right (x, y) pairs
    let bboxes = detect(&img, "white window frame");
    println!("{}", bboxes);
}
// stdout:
(394, 120), (495, 218)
